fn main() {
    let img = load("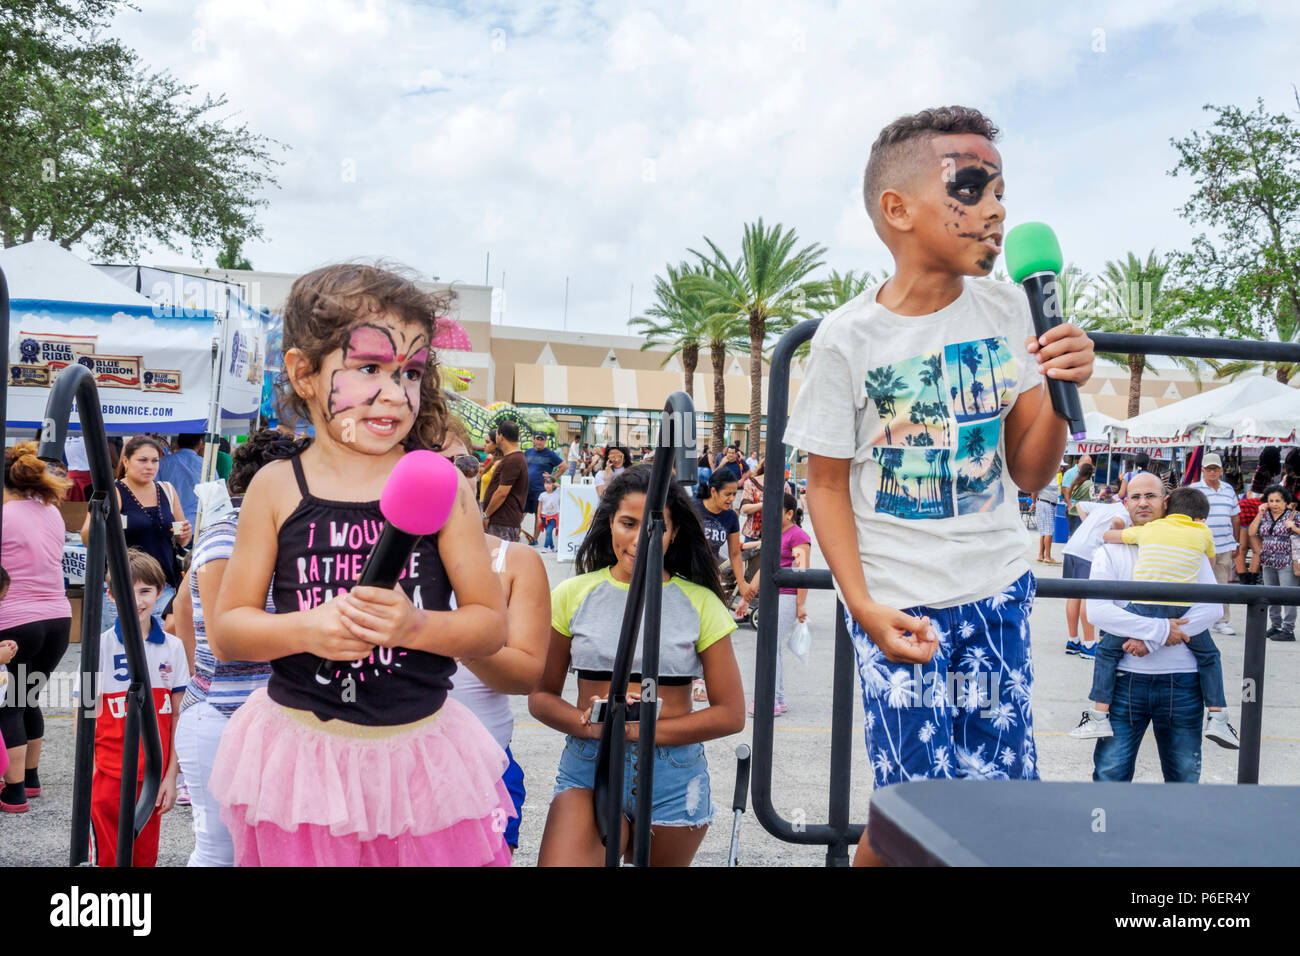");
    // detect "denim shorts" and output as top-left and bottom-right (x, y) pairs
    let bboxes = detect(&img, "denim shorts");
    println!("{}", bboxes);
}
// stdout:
(552, 735), (714, 828)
